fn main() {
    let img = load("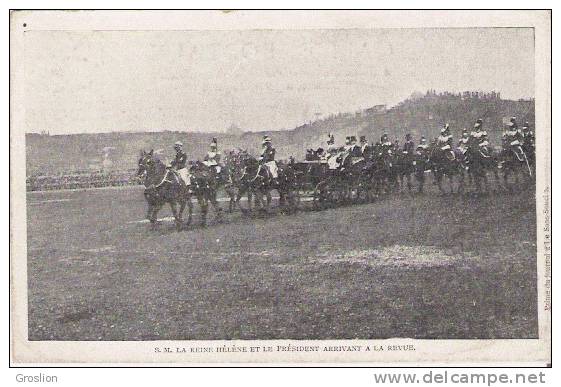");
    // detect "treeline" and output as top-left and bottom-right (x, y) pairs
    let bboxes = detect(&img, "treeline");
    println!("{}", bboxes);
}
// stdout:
(26, 92), (534, 180)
